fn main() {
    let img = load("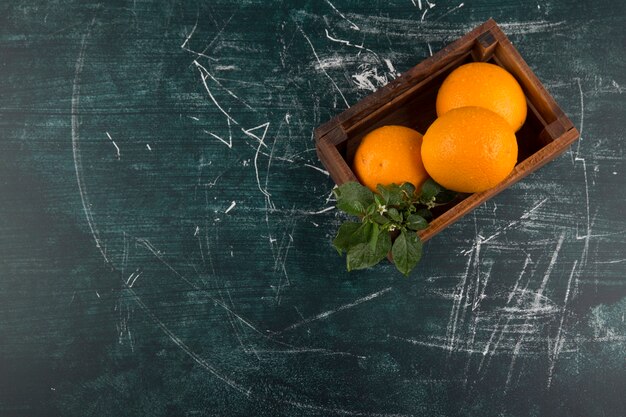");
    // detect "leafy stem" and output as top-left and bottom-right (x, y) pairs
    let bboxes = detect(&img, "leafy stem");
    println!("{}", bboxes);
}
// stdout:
(332, 179), (456, 276)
